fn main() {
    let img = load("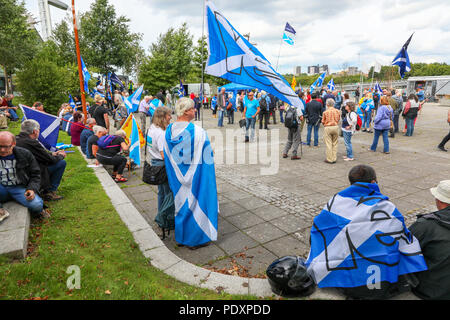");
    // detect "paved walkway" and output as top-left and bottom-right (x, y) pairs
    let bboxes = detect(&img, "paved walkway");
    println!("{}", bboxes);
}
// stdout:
(115, 103), (450, 281)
